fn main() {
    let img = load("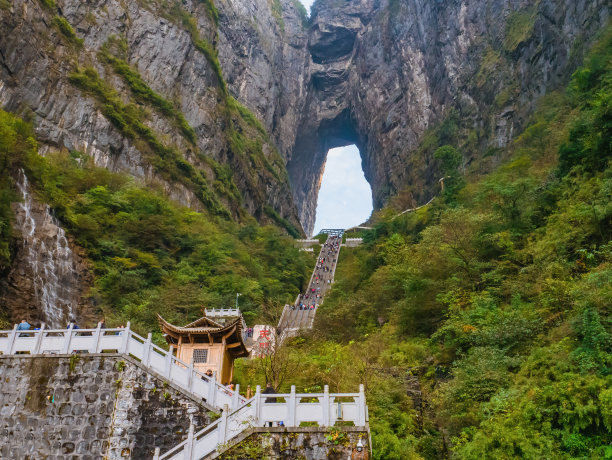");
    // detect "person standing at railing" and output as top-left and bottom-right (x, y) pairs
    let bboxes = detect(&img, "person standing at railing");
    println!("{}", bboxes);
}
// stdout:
(262, 382), (277, 403)
(246, 384), (253, 399)
(17, 319), (31, 337)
